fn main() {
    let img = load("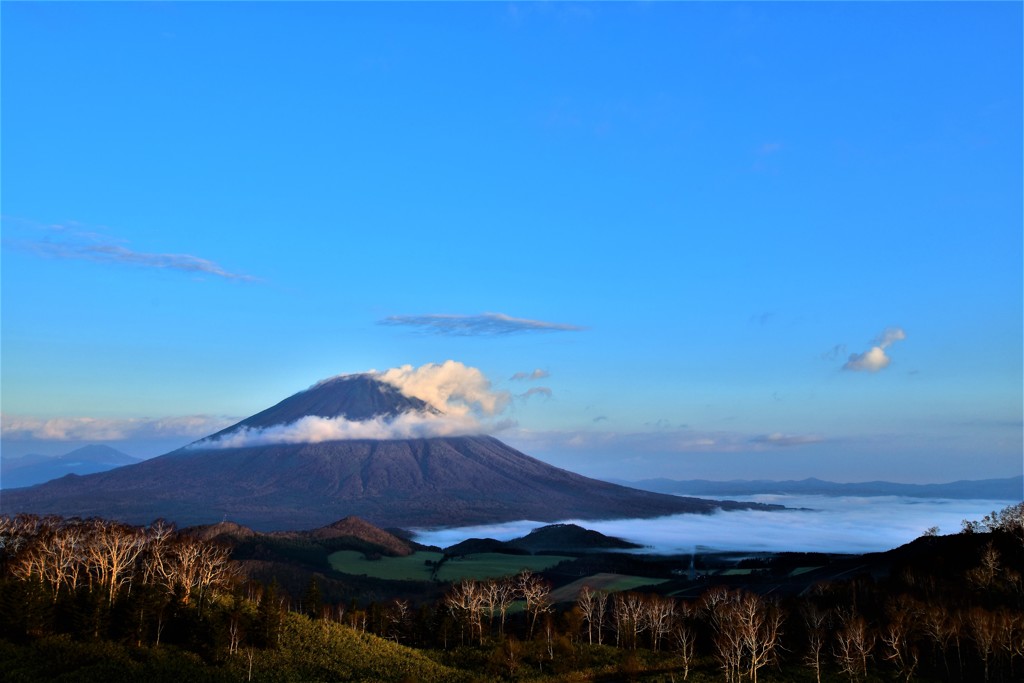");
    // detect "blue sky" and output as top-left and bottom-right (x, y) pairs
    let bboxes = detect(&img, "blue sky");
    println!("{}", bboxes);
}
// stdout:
(2, 2), (1021, 484)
